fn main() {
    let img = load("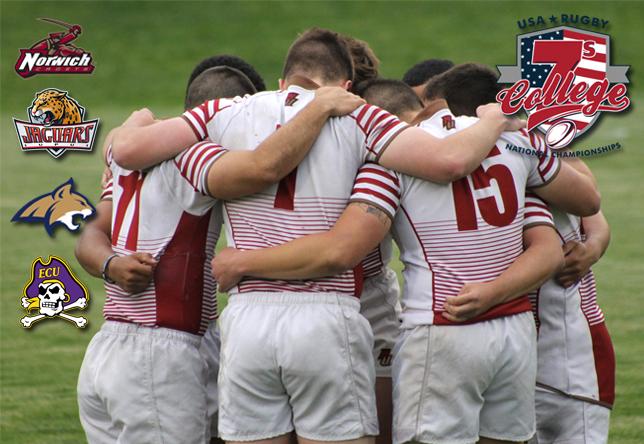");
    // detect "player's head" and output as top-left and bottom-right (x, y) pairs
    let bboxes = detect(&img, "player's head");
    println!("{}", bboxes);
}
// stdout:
(341, 34), (380, 93)
(402, 59), (454, 99)
(425, 63), (501, 117)
(185, 66), (257, 109)
(187, 54), (266, 93)
(357, 79), (423, 123)
(282, 28), (354, 89)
